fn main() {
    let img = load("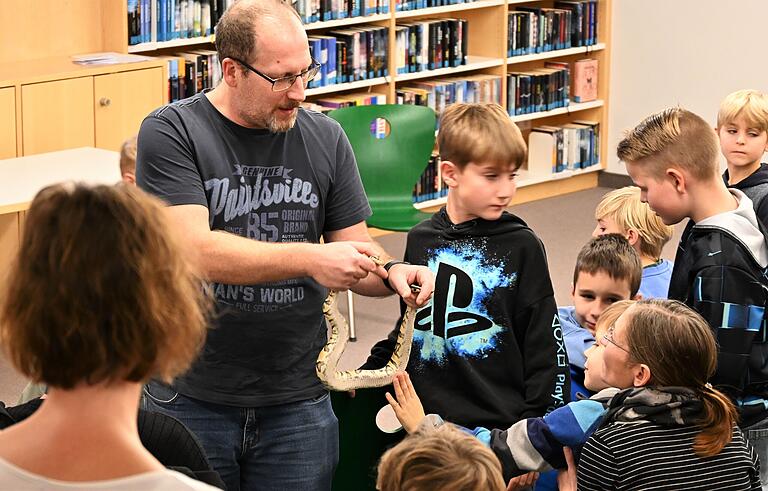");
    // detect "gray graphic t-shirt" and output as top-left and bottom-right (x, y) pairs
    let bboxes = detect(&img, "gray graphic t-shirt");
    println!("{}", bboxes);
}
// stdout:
(137, 93), (371, 406)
